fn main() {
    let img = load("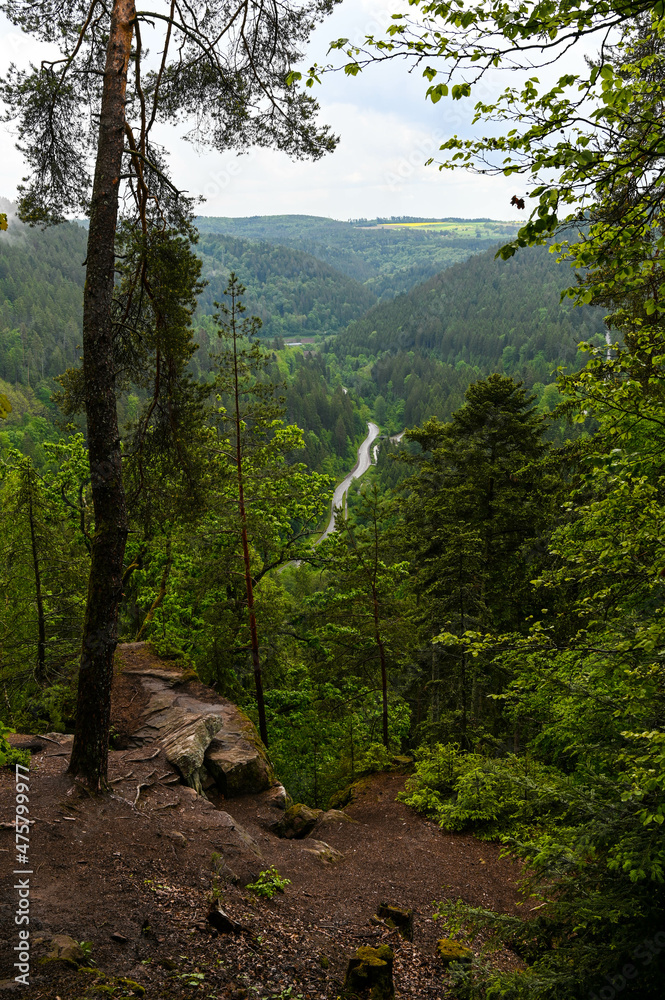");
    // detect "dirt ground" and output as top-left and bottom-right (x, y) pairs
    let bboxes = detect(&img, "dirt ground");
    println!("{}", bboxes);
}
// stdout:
(0, 655), (524, 1000)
